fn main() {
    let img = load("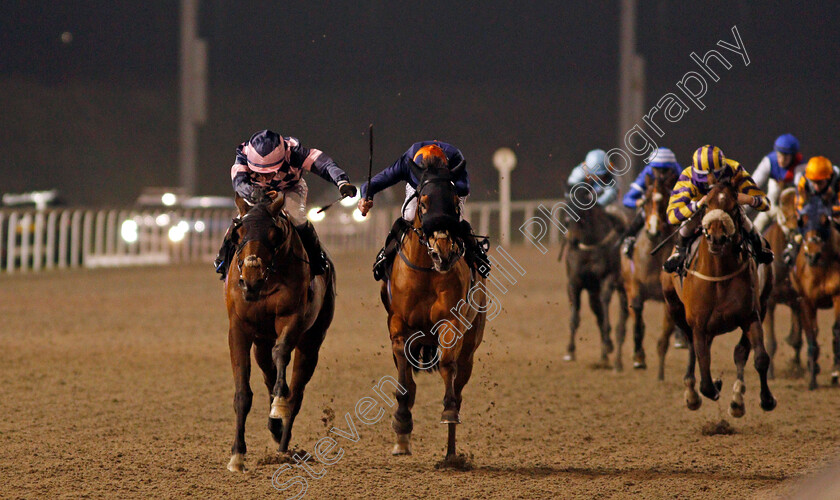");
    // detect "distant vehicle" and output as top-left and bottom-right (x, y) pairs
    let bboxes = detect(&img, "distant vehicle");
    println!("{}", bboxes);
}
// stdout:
(2, 189), (63, 210)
